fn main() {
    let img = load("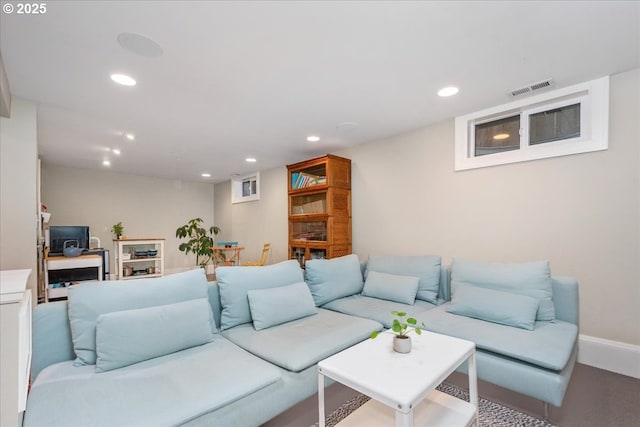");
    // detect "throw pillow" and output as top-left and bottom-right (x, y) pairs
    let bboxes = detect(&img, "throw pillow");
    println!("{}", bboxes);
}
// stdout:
(447, 284), (539, 330)
(365, 255), (441, 304)
(450, 258), (555, 321)
(68, 268), (210, 366)
(305, 254), (364, 306)
(216, 259), (304, 330)
(95, 298), (214, 372)
(247, 282), (317, 330)
(361, 271), (420, 305)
